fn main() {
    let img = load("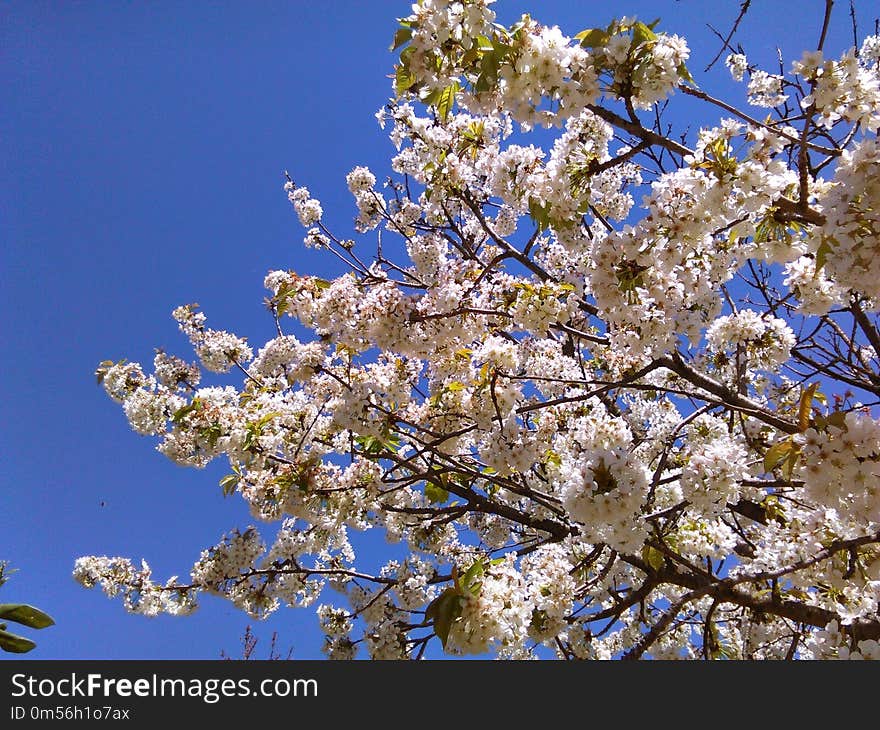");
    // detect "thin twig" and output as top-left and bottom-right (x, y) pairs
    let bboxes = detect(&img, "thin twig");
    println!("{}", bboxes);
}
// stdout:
(705, 1), (752, 72)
